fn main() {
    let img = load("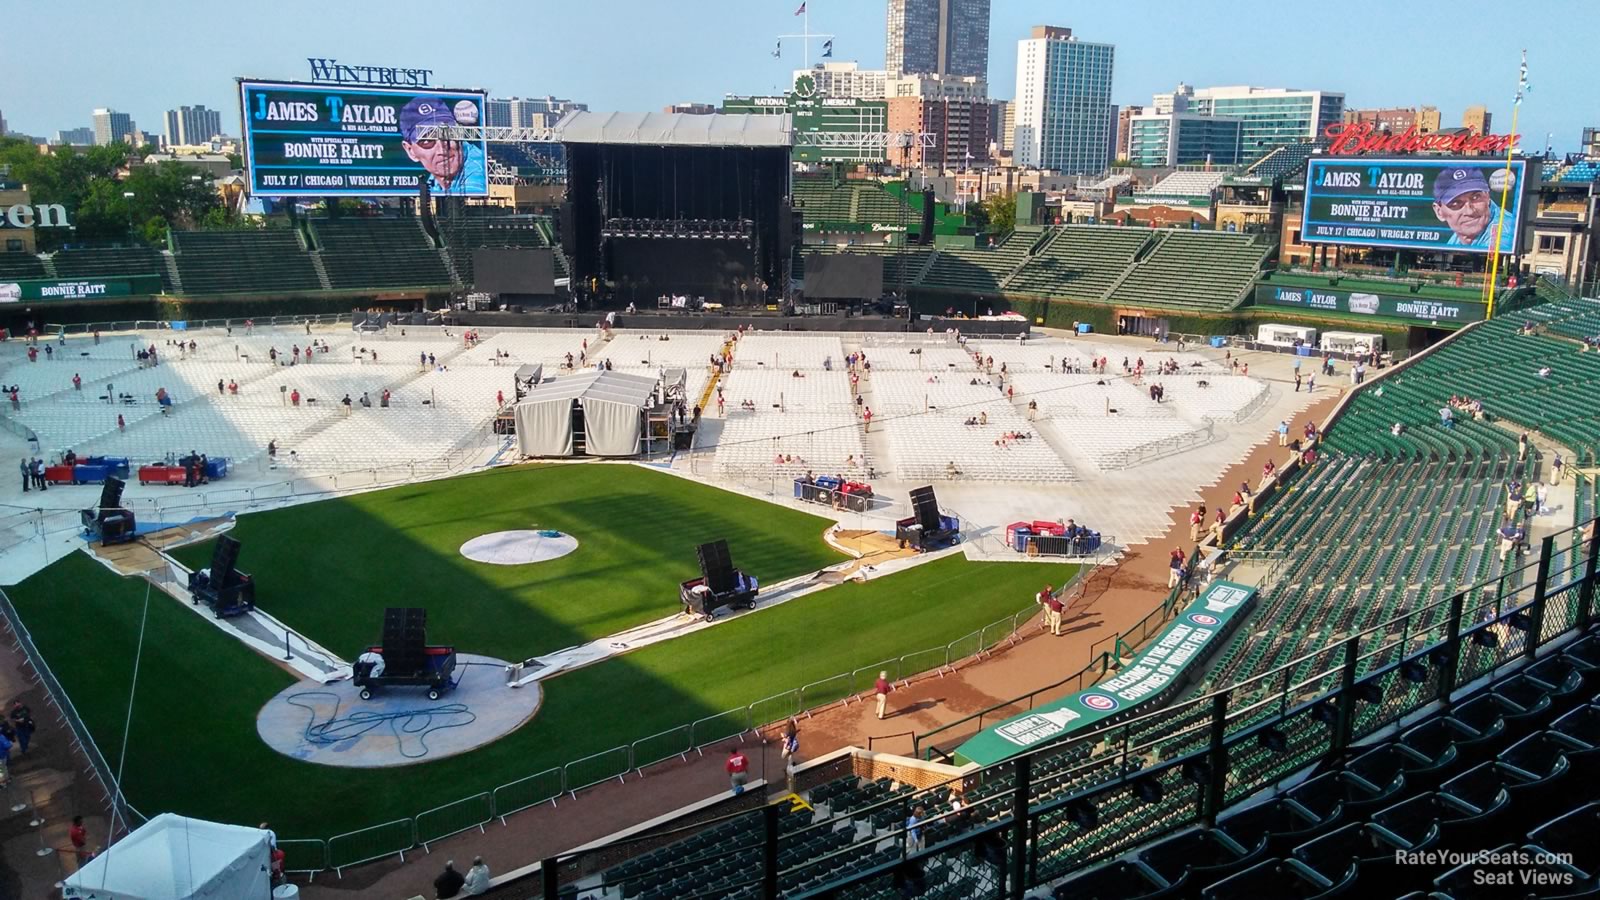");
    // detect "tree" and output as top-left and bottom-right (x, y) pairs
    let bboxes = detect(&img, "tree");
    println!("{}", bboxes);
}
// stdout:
(981, 193), (1017, 235)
